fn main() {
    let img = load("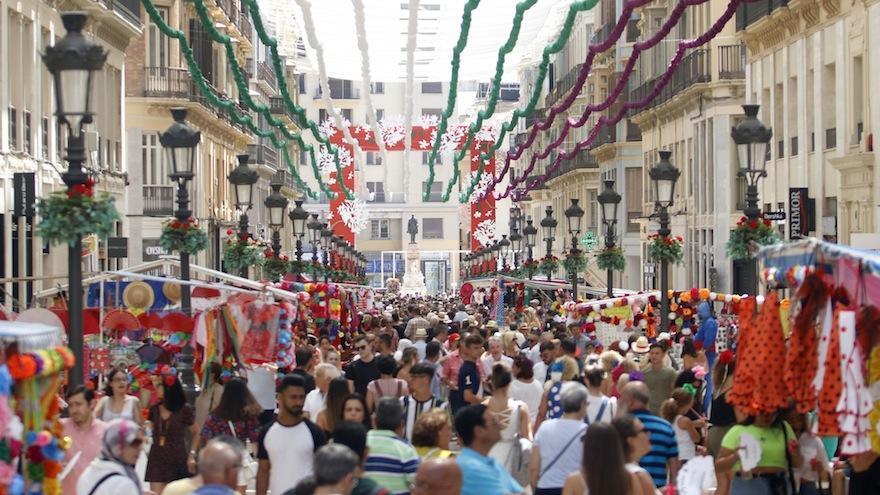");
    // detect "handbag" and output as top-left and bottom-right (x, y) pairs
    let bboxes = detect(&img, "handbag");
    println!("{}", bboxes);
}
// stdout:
(228, 420), (259, 484)
(504, 403), (532, 486)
